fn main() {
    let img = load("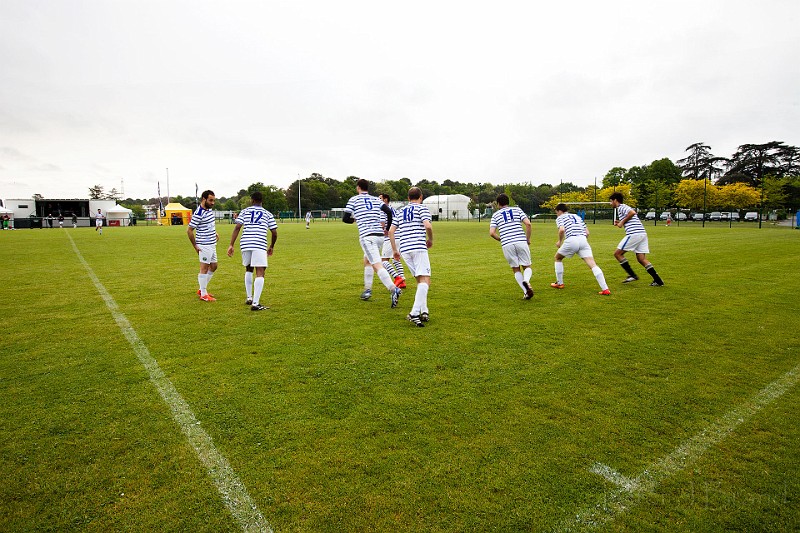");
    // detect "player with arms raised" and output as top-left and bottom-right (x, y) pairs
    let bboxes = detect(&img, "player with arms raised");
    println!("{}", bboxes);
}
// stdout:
(227, 191), (278, 311)
(389, 187), (433, 327)
(343, 179), (402, 307)
(489, 194), (534, 300)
